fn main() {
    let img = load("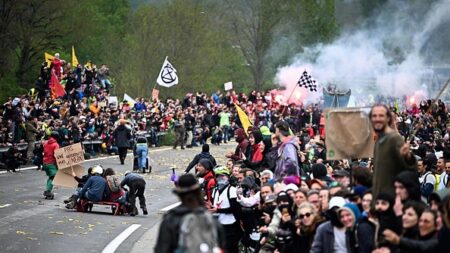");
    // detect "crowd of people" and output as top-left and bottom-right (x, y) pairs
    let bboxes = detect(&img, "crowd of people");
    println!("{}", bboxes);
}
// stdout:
(156, 99), (450, 253)
(1, 53), (450, 253)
